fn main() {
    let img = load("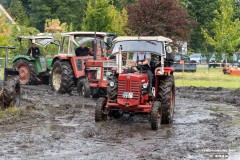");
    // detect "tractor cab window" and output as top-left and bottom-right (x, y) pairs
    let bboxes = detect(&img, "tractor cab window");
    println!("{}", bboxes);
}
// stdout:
(60, 36), (70, 54)
(73, 36), (107, 57)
